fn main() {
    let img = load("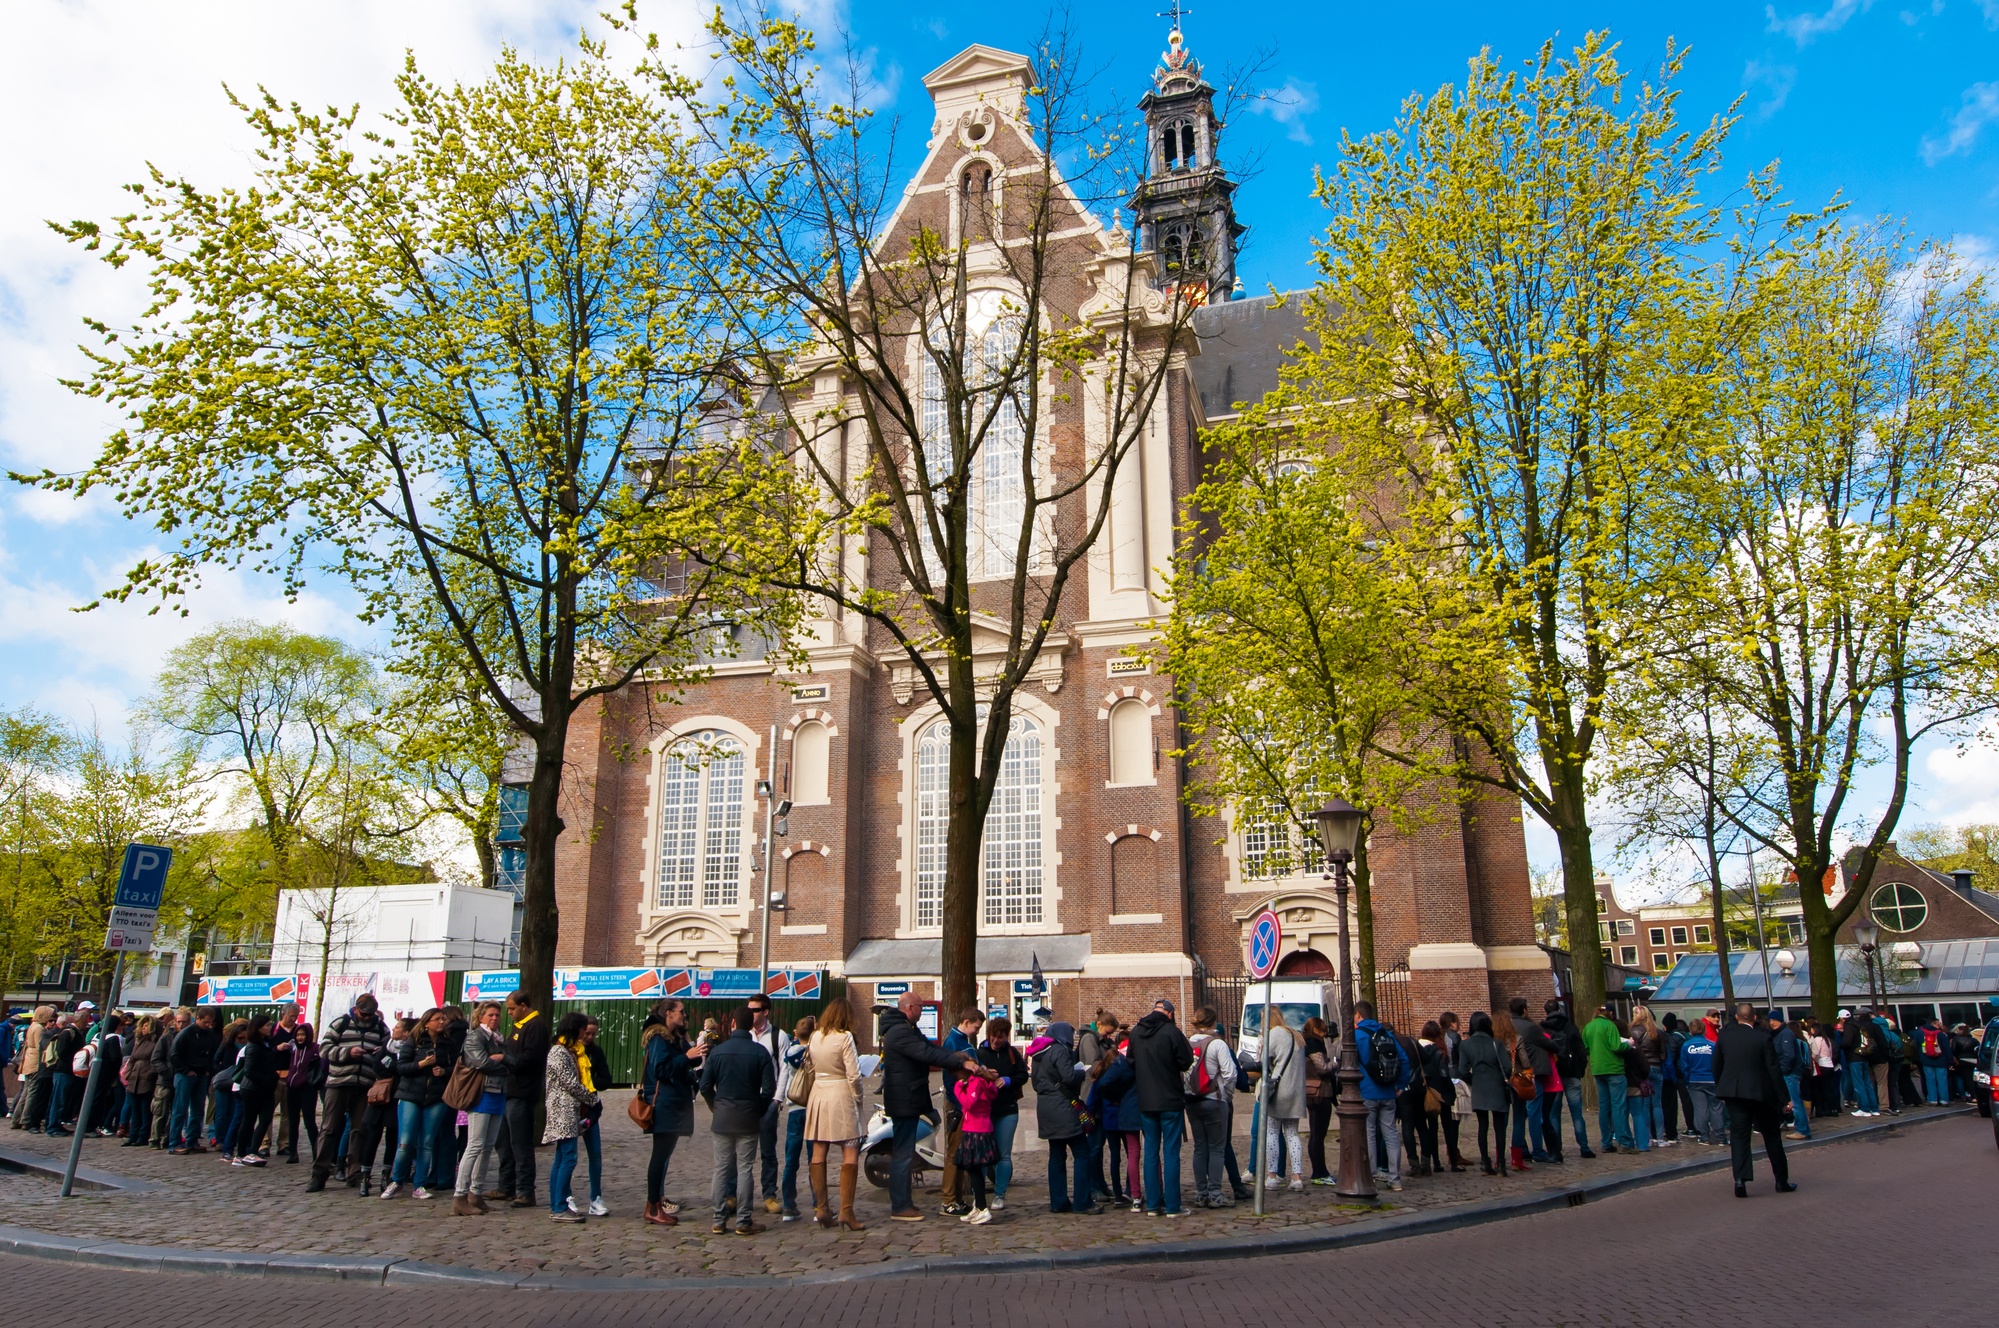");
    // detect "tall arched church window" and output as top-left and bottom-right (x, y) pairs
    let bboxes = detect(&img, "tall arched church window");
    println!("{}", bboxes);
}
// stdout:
(914, 722), (950, 930)
(656, 731), (747, 909)
(1162, 118), (1198, 171)
(791, 720), (830, 805)
(980, 318), (1025, 580)
(1107, 699), (1152, 785)
(984, 715), (1045, 926)
(960, 162), (993, 241)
